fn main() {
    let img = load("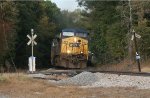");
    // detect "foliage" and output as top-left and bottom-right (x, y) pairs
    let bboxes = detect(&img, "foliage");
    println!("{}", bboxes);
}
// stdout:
(15, 1), (61, 68)
(0, 1), (18, 66)
(78, 1), (150, 65)
(1, 1), (150, 68)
